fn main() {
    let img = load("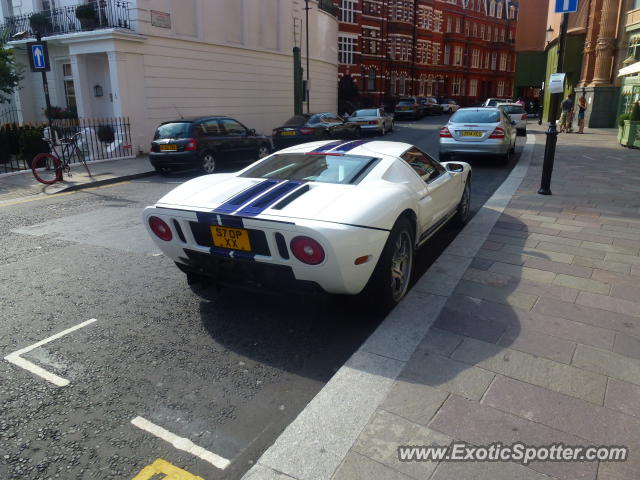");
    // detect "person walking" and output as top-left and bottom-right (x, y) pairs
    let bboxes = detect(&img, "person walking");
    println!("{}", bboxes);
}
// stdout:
(559, 94), (574, 133)
(577, 95), (587, 134)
